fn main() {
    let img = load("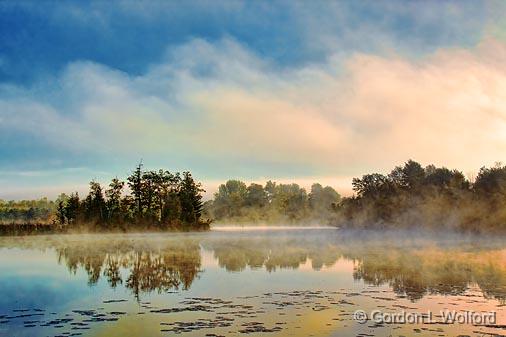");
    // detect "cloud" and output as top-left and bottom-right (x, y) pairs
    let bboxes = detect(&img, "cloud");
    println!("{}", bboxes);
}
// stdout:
(0, 1), (490, 85)
(337, 39), (506, 171)
(193, 38), (506, 175)
(2, 37), (506, 196)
